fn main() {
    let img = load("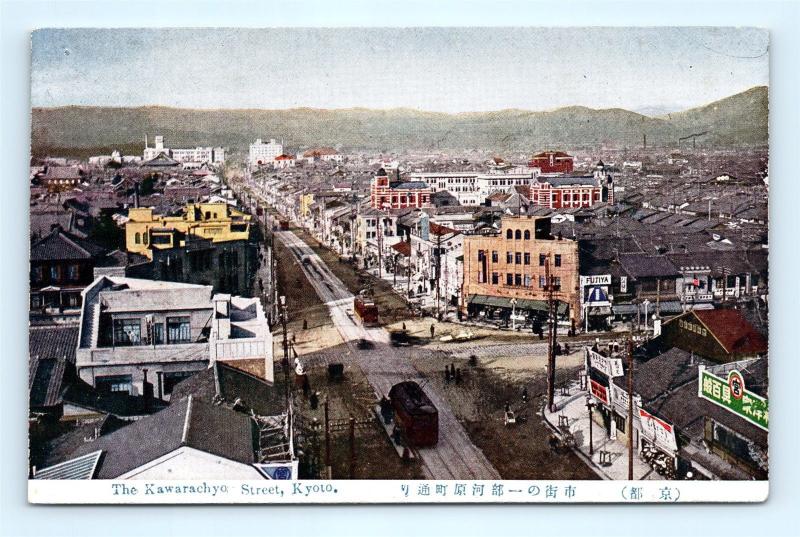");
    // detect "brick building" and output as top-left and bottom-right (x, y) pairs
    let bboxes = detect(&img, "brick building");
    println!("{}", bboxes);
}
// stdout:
(370, 168), (432, 210)
(461, 216), (581, 326)
(528, 151), (574, 174)
(529, 162), (614, 209)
